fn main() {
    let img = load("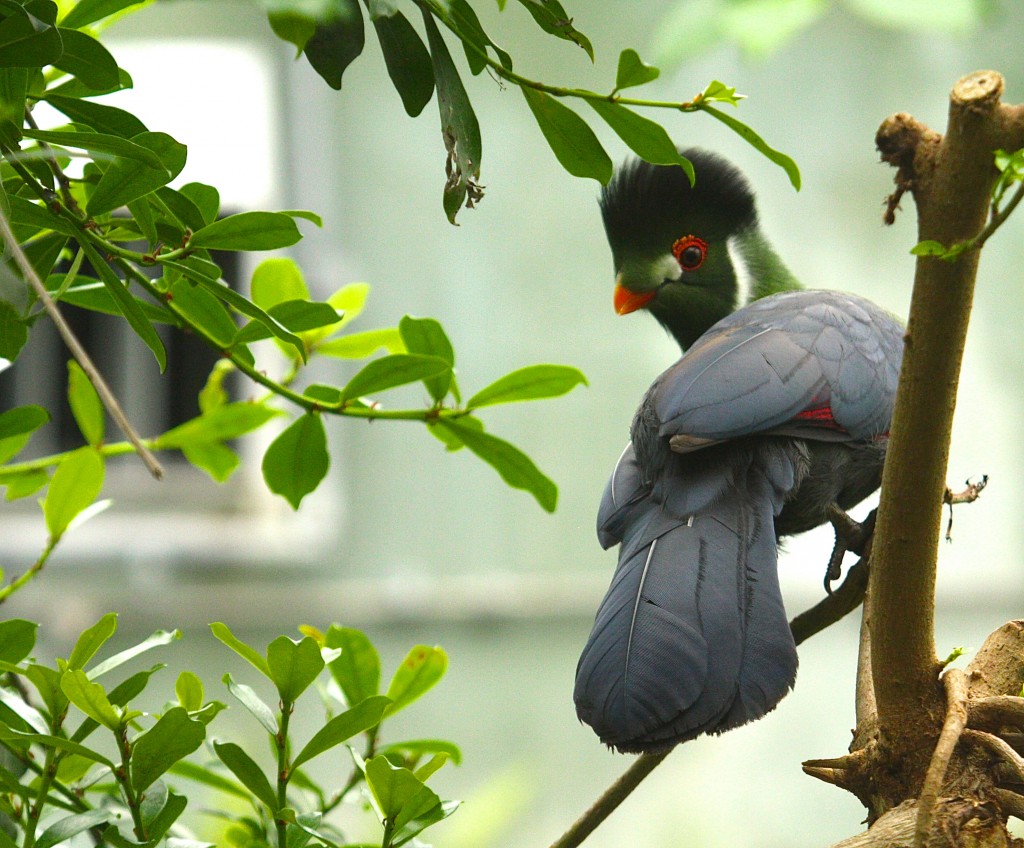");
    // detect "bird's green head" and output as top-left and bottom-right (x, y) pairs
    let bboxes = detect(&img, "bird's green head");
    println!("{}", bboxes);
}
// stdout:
(599, 148), (799, 350)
